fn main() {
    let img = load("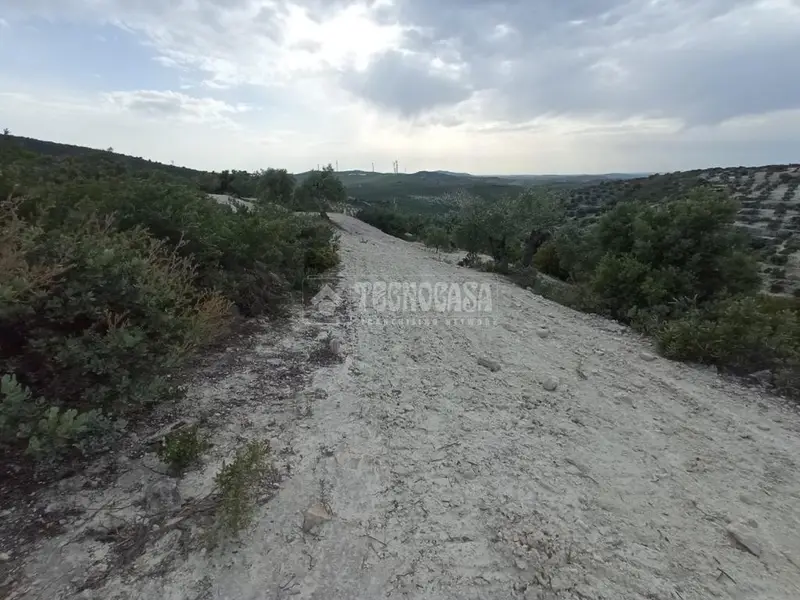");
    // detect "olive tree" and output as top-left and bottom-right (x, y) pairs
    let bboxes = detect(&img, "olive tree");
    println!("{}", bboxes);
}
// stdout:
(294, 164), (347, 217)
